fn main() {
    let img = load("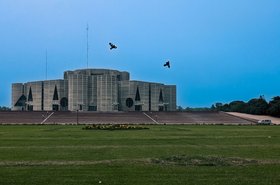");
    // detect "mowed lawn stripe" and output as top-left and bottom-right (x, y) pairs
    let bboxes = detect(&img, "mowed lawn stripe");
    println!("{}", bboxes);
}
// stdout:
(0, 125), (279, 185)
